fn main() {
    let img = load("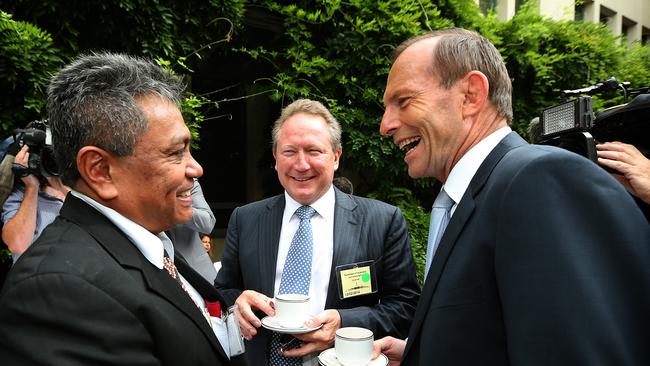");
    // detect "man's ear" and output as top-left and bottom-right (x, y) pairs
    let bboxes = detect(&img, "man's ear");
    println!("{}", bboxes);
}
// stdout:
(76, 146), (119, 200)
(333, 147), (342, 171)
(272, 150), (278, 171)
(461, 70), (489, 118)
